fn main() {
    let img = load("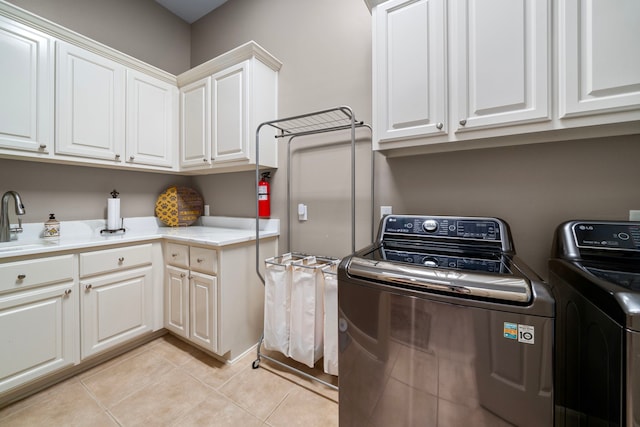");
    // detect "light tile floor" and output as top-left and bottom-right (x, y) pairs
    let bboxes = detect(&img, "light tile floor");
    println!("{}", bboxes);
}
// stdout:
(0, 334), (339, 426)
